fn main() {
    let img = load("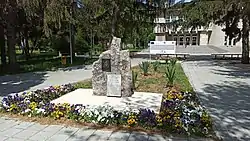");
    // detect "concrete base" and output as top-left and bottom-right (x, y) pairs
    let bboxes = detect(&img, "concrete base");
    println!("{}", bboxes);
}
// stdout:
(51, 89), (163, 113)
